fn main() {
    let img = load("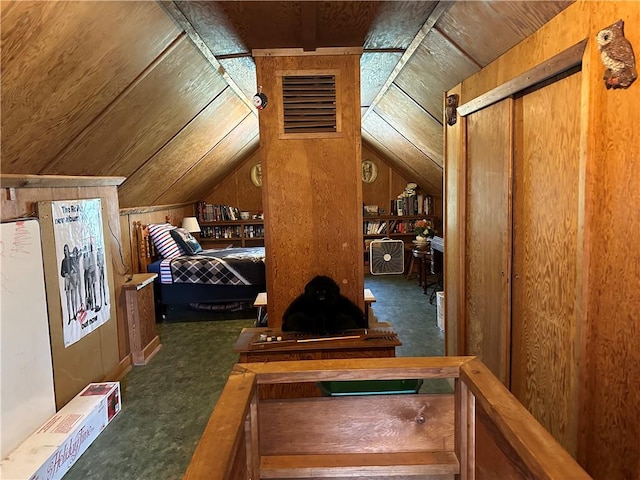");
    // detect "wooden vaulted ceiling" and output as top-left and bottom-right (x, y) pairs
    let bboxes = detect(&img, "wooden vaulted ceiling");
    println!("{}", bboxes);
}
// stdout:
(0, 1), (573, 208)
